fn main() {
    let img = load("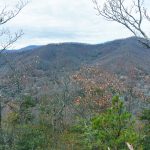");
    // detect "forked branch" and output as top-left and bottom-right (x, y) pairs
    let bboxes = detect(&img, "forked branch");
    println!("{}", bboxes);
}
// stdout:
(93, 0), (150, 48)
